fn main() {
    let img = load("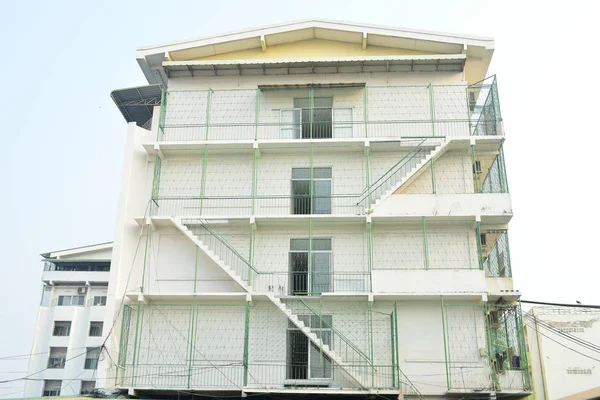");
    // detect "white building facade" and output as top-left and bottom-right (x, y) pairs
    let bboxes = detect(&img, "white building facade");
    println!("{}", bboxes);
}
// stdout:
(525, 306), (600, 400)
(24, 243), (112, 397)
(100, 20), (531, 398)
